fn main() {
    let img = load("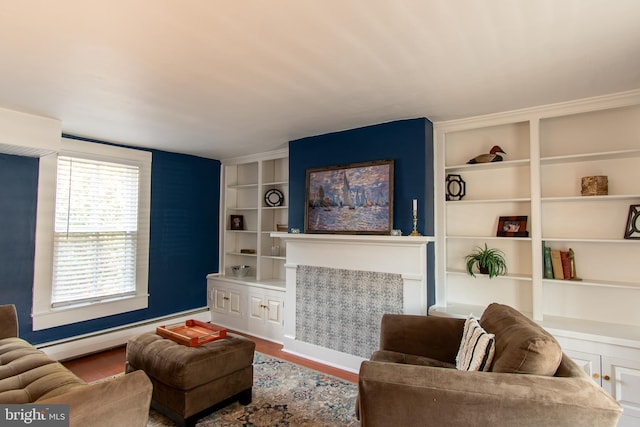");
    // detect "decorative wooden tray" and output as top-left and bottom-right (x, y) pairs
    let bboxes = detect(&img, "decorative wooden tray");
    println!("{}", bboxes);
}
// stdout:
(156, 319), (227, 347)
